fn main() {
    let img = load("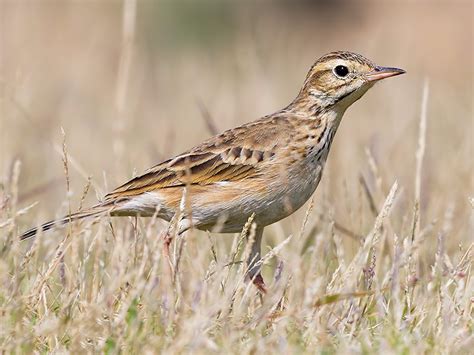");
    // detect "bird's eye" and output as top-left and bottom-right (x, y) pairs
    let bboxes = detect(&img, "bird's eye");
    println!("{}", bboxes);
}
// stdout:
(334, 65), (349, 78)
